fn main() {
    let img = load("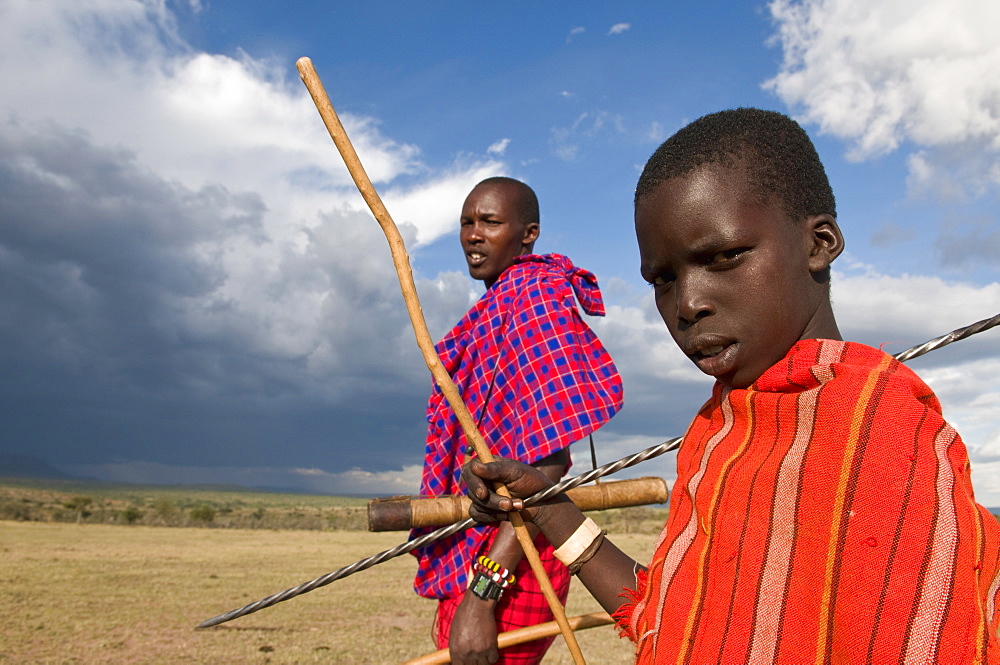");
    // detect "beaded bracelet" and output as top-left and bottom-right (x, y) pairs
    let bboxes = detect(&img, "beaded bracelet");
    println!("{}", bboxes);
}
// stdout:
(473, 562), (512, 587)
(477, 555), (516, 586)
(471, 561), (514, 589)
